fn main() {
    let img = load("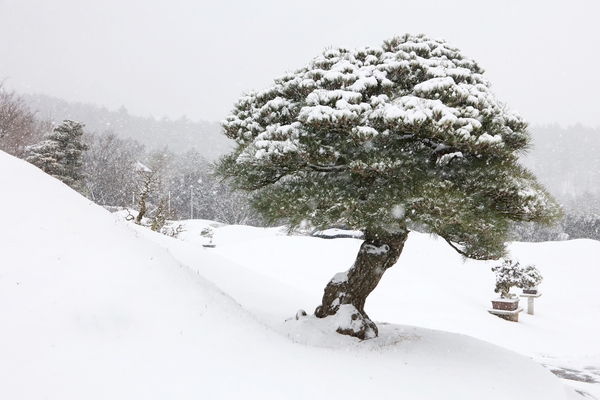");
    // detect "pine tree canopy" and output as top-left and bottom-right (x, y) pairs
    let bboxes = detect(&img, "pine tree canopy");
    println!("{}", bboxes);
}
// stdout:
(215, 34), (561, 260)
(26, 119), (88, 190)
